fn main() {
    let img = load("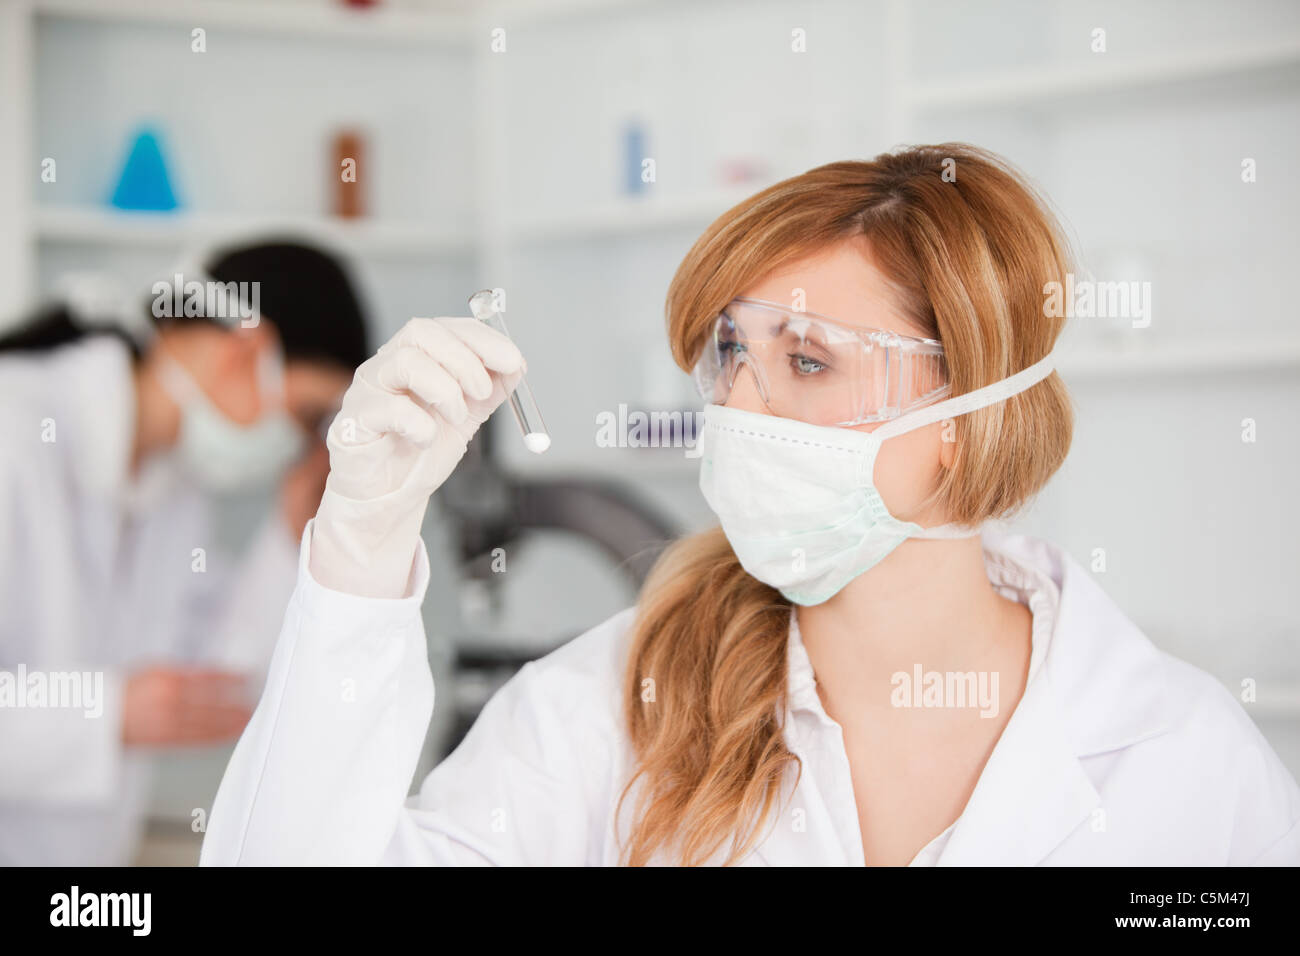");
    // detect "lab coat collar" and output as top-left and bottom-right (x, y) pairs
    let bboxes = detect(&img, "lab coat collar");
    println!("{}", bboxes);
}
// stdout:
(990, 532), (1173, 758)
(784, 534), (1067, 719)
(778, 531), (1173, 866)
(63, 336), (182, 511)
(933, 667), (1103, 865)
(60, 336), (134, 502)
